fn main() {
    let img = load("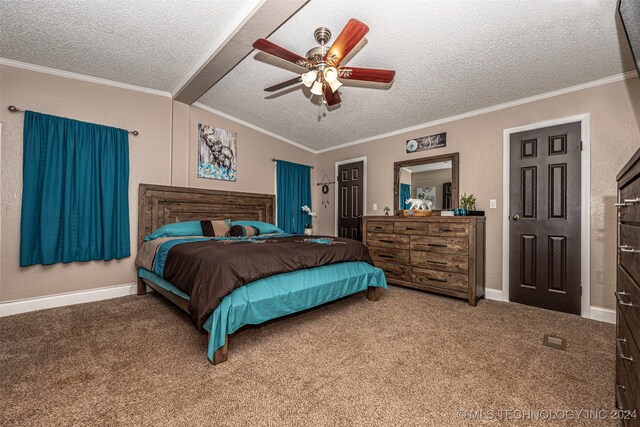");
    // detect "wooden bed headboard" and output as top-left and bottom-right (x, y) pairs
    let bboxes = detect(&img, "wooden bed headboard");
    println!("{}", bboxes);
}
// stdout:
(138, 184), (275, 247)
